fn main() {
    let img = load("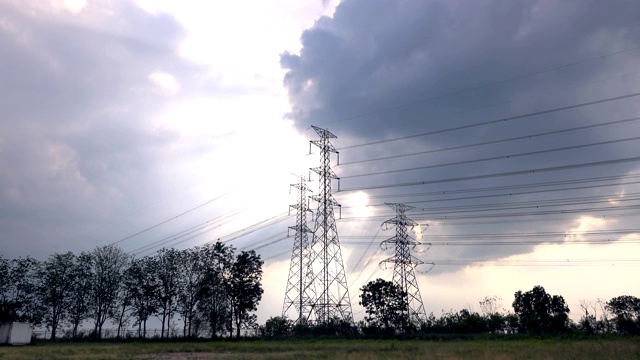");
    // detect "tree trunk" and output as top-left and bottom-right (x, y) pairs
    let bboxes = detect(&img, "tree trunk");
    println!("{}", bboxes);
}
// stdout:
(160, 307), (167, 338)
